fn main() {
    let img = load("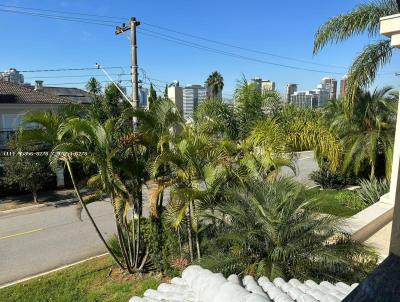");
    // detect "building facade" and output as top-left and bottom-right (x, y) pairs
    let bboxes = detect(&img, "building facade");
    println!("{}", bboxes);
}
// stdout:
(0, 68), (24, 84)
(291, 88), (329, 108)
(182, 84), (206, 120)
(167, 81), (183, 113)
(285, 83), (297, 103)
(340, 75), (348, 98)
(251, 77), (276, 93)
(139, 87), (149, 108)
(320, 77), (337, 100)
